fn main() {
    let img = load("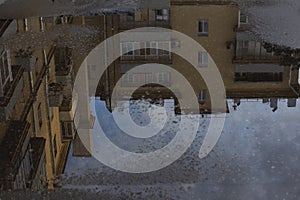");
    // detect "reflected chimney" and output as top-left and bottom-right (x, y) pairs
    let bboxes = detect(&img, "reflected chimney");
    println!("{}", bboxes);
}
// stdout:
(287, 98), (297, 107)
(270, 98), (278, 112)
